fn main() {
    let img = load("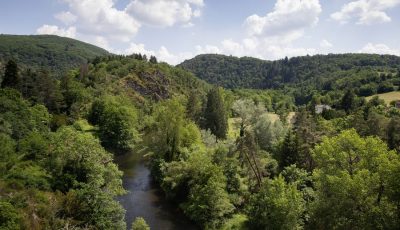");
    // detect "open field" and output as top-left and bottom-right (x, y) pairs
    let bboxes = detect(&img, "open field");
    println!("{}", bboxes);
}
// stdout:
(366, 91), (400, 105)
